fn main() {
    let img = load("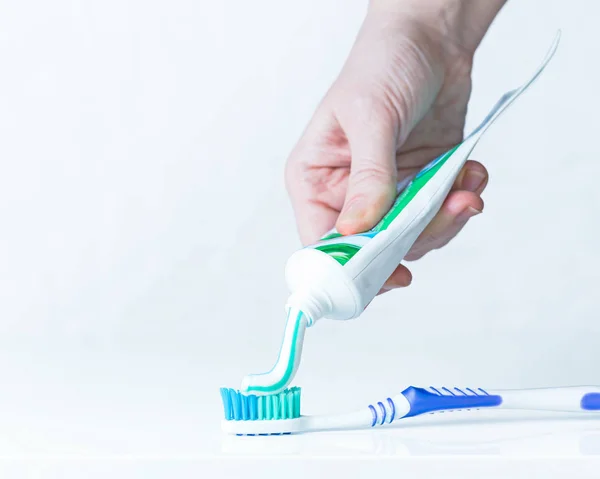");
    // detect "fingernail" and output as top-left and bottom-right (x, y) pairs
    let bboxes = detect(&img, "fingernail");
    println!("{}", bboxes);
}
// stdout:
(386, 275), (412, 289)
(340, 199), (364, 223)
(462, 169), (487, 192)
(457, 206), (482, 223)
